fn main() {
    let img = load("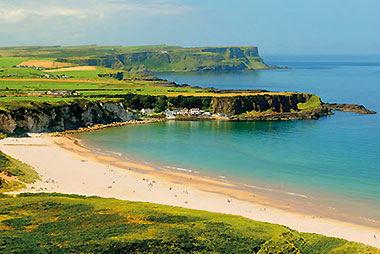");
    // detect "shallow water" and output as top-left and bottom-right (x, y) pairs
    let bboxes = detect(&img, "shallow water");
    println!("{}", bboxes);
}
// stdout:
(77, 55), (380, 223)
